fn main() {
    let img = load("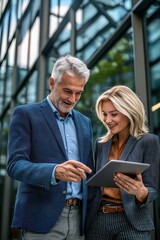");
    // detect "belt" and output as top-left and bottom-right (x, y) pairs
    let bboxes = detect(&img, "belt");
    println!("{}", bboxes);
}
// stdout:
(65, 198), (81, 207)
(99, 205), (124, 213)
